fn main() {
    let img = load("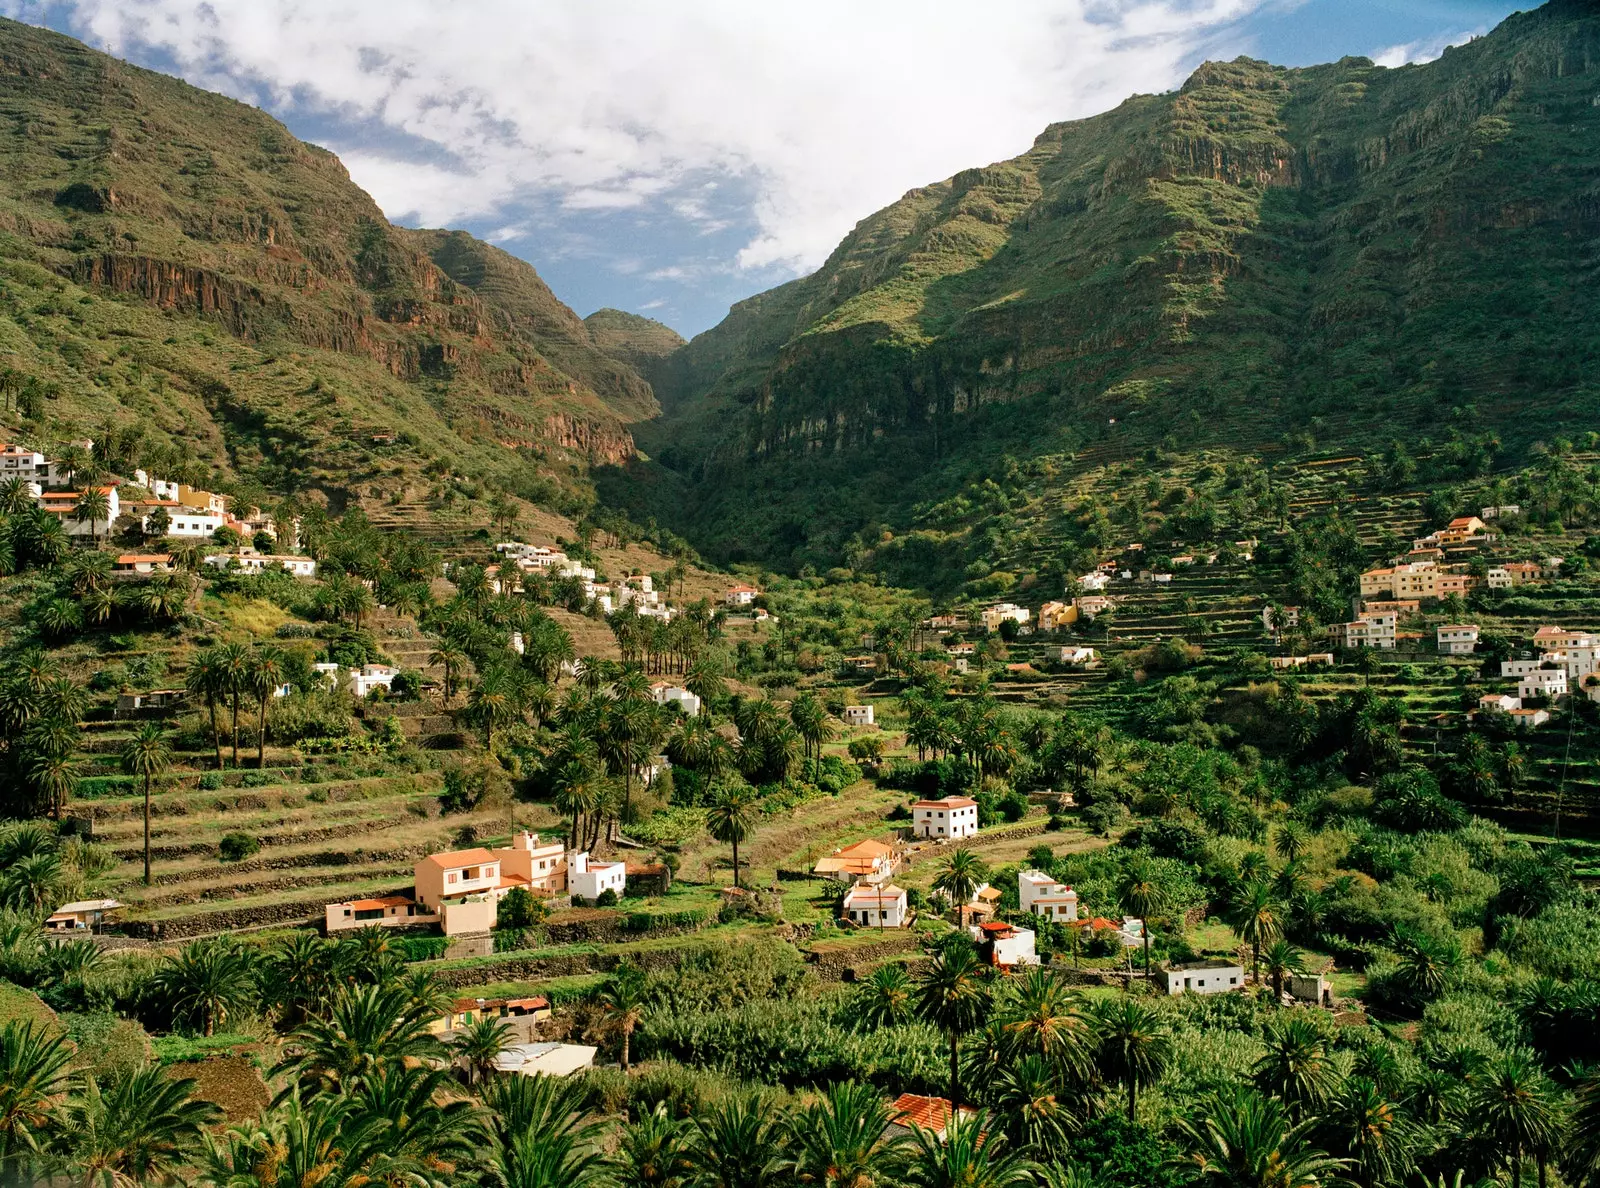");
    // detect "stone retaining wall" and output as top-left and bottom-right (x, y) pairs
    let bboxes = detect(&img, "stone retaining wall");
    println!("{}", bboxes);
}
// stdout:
(806, 932), (923, 981)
